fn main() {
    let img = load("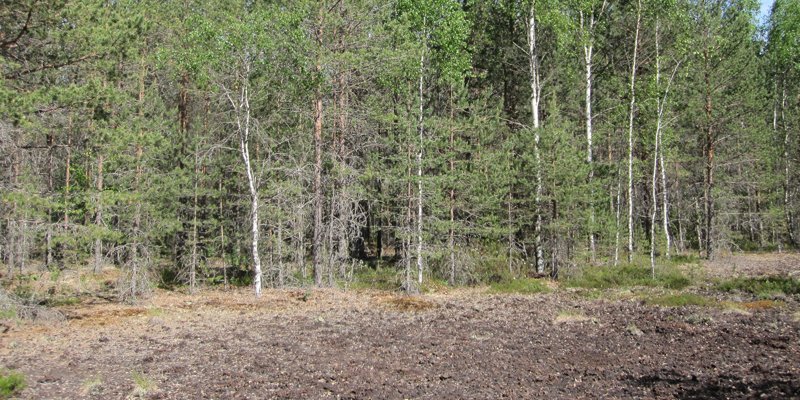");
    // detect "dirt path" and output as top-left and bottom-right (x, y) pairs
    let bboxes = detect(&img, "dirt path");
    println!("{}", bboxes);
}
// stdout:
(1, 254), (799, 399)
